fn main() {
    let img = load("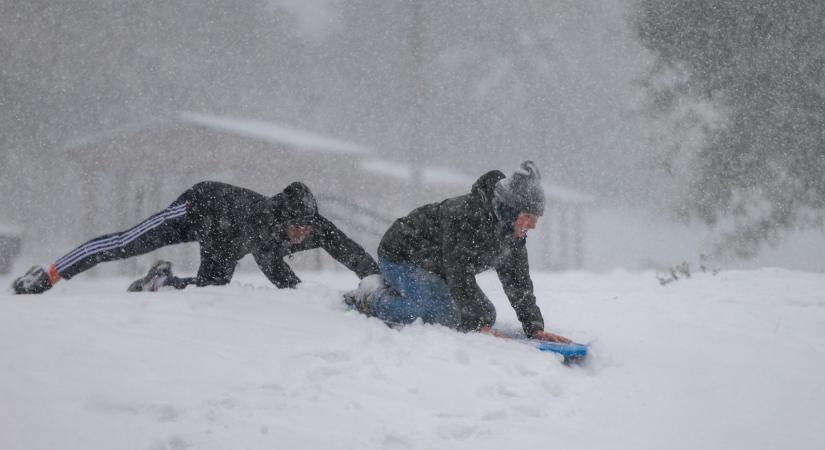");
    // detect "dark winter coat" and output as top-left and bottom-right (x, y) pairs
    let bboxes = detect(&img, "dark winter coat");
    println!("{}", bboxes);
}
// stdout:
(185, 181), (379, 287)
(377, 171), (545, 336)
